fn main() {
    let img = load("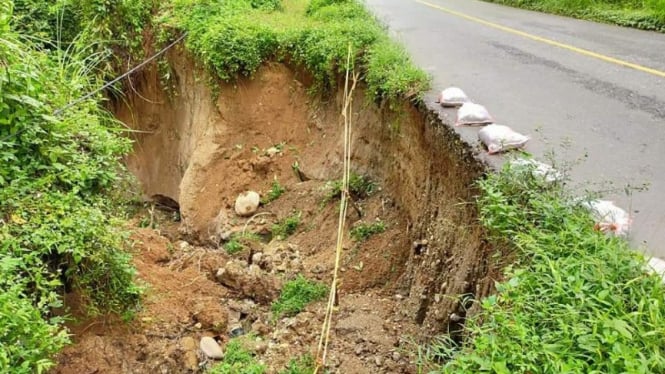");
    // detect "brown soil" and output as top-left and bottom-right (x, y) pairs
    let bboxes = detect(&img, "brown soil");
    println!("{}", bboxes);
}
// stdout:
(52, 47), (505, 373)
